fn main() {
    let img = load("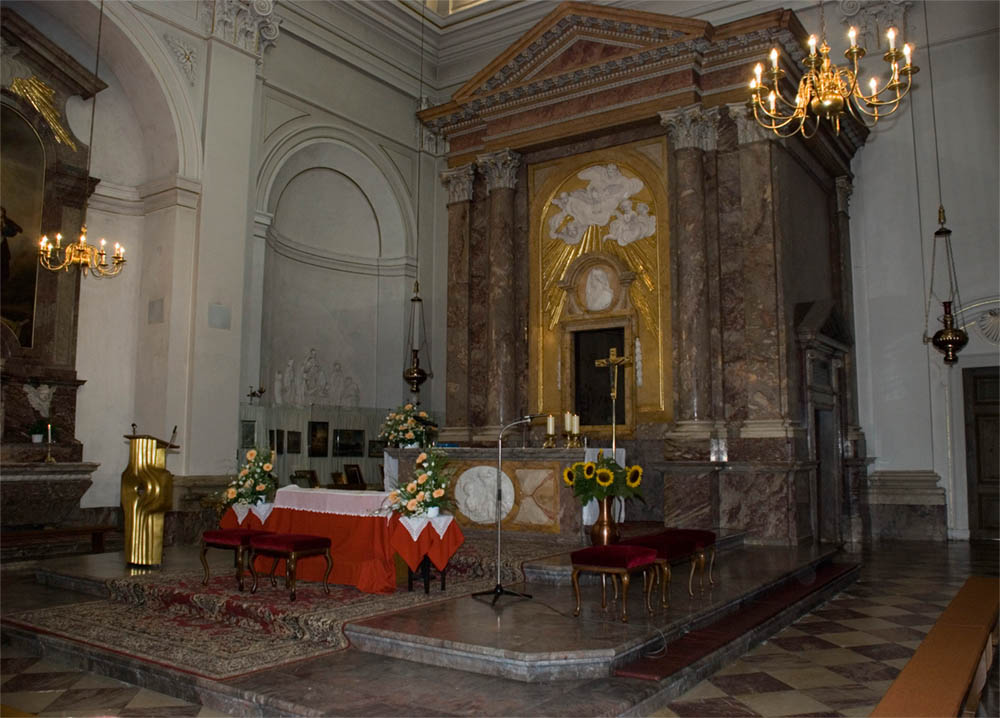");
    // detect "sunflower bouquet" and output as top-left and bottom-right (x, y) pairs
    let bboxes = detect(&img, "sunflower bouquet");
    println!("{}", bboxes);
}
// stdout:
(562, 450), (643, 505)
(388, 449), (453, 517)
(223, 448), (277, 508)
